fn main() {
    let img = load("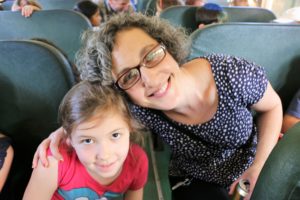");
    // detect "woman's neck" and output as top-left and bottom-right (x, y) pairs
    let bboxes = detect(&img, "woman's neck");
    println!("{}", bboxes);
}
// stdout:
(163, 58), (218, 125)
